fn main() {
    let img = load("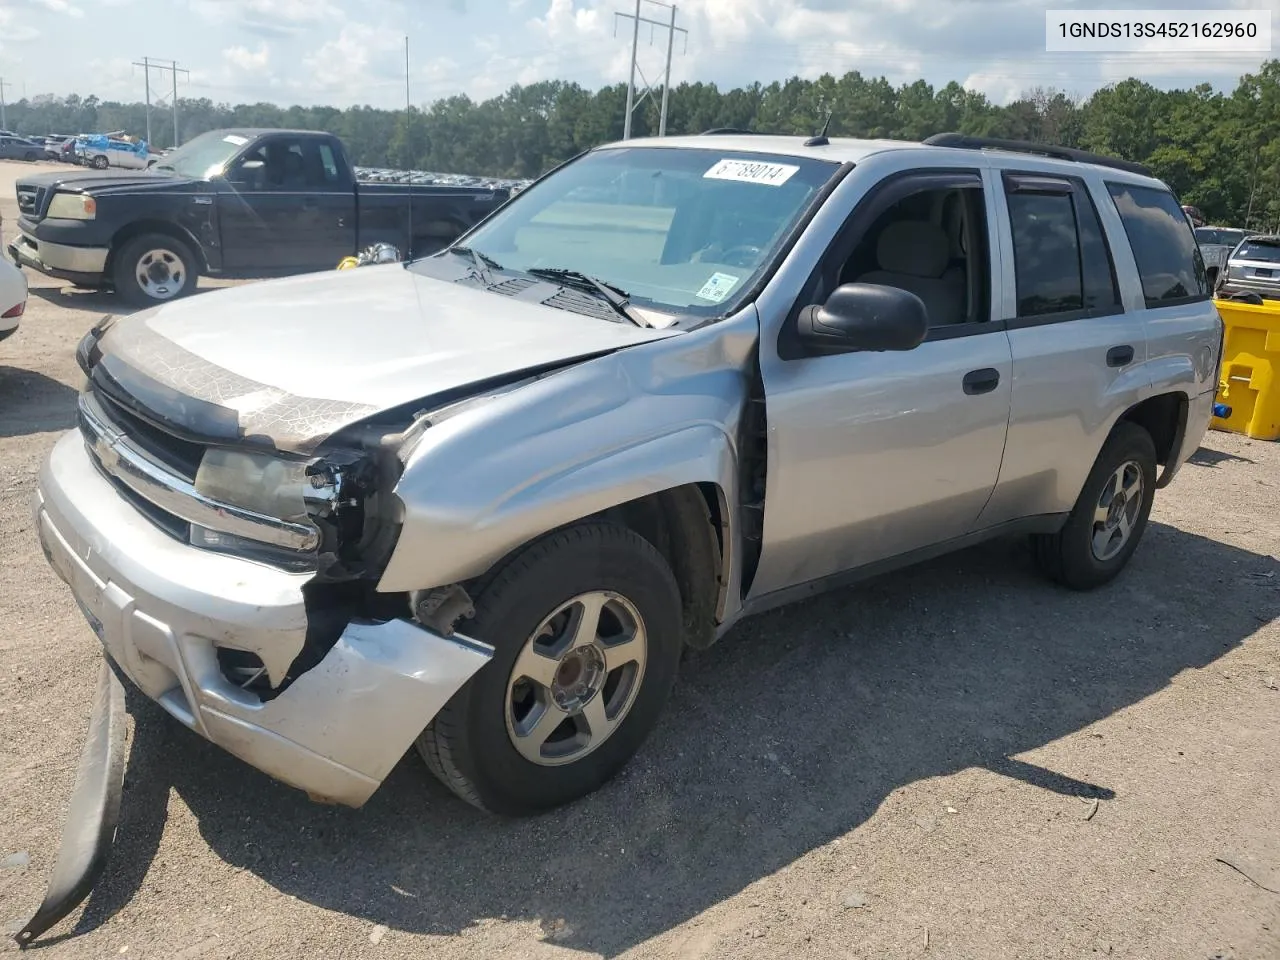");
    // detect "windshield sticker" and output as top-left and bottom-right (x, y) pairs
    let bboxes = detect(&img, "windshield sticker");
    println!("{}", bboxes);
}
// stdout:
(222, 134), (249, 145)
(696, 272), (740, 303)
(703, 158), (799, 187)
